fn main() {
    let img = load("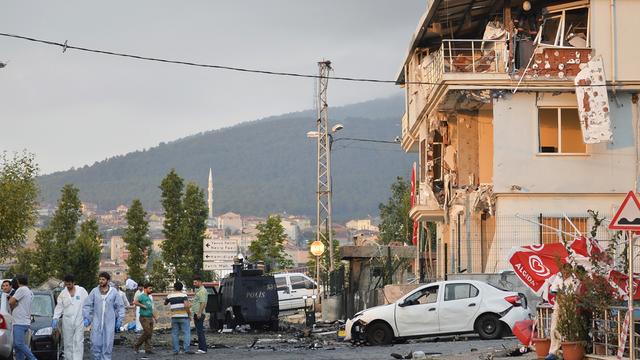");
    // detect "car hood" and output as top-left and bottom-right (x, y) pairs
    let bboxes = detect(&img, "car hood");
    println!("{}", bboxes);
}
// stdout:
(351, 303), (395, 323)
